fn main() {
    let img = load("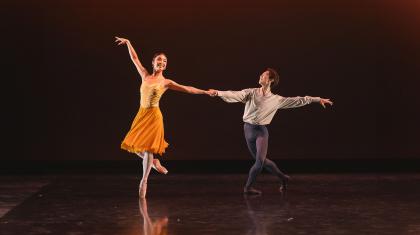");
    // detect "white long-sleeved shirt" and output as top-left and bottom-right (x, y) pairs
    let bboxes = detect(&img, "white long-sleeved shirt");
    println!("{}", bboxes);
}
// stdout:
(217, 88), (321, 125)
